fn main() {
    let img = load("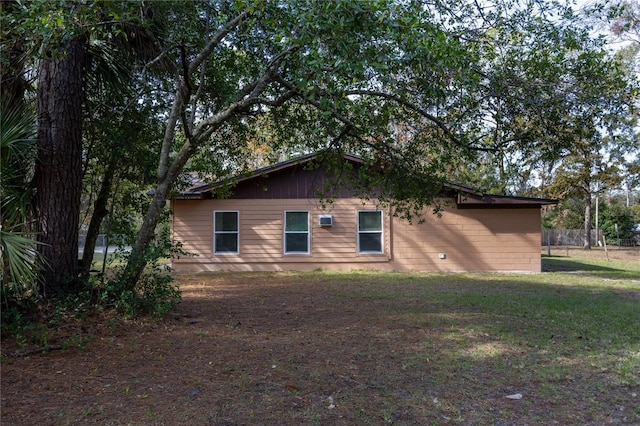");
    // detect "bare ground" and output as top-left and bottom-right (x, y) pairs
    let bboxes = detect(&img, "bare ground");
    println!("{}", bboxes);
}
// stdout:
(2, 257), (639, 425)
